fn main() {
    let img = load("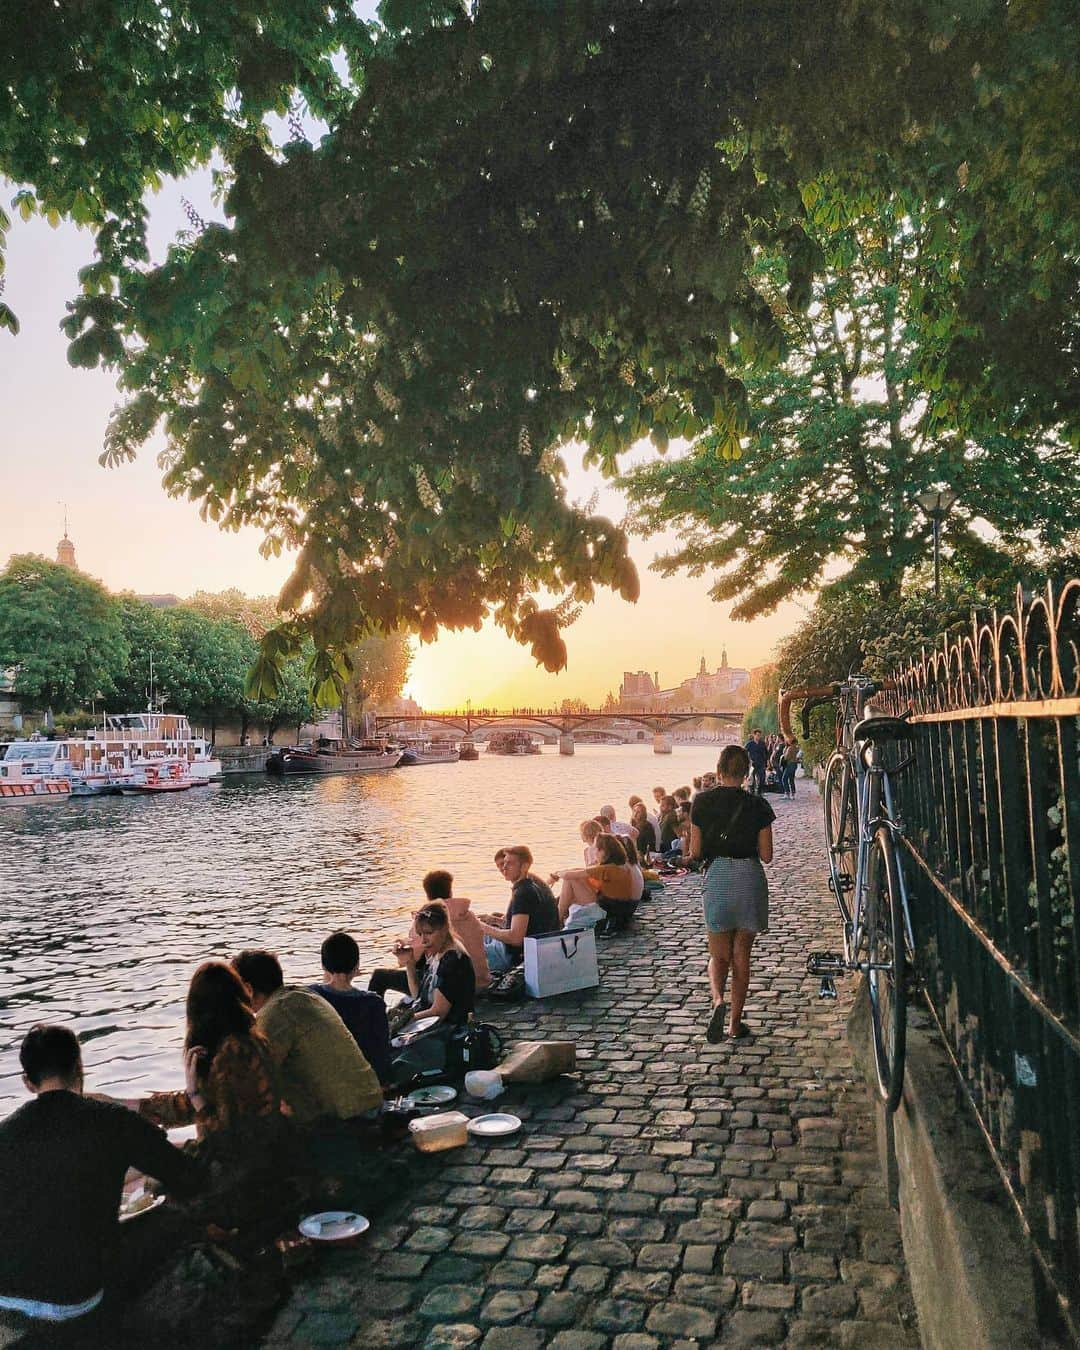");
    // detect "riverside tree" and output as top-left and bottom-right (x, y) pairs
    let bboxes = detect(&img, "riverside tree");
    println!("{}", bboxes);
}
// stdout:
(4, 3), (1076, 674)
(0, 555), (129, 715)
(622, 189), (1079, 617)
